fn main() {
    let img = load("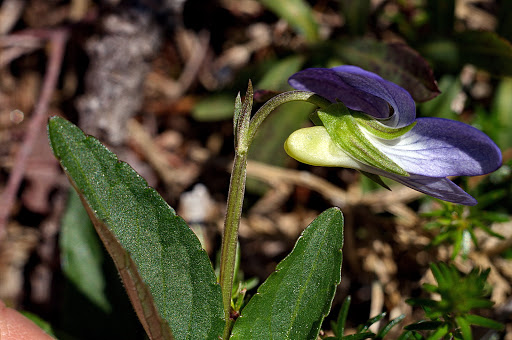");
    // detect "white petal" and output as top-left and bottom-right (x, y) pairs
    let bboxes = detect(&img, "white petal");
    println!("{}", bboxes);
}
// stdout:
(361, 118), (502, 177)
